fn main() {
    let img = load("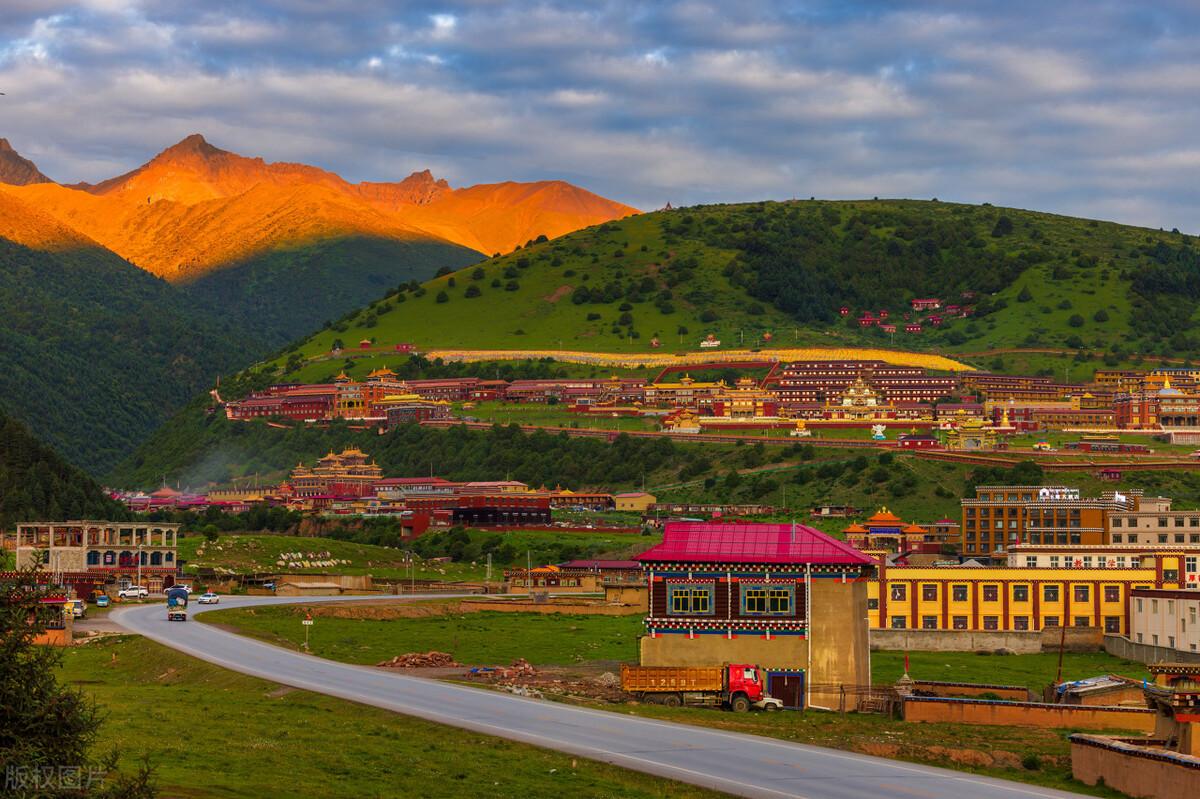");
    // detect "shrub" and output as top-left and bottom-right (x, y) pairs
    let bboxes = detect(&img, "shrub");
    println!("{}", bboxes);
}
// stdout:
(435, 291), (449, 304)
